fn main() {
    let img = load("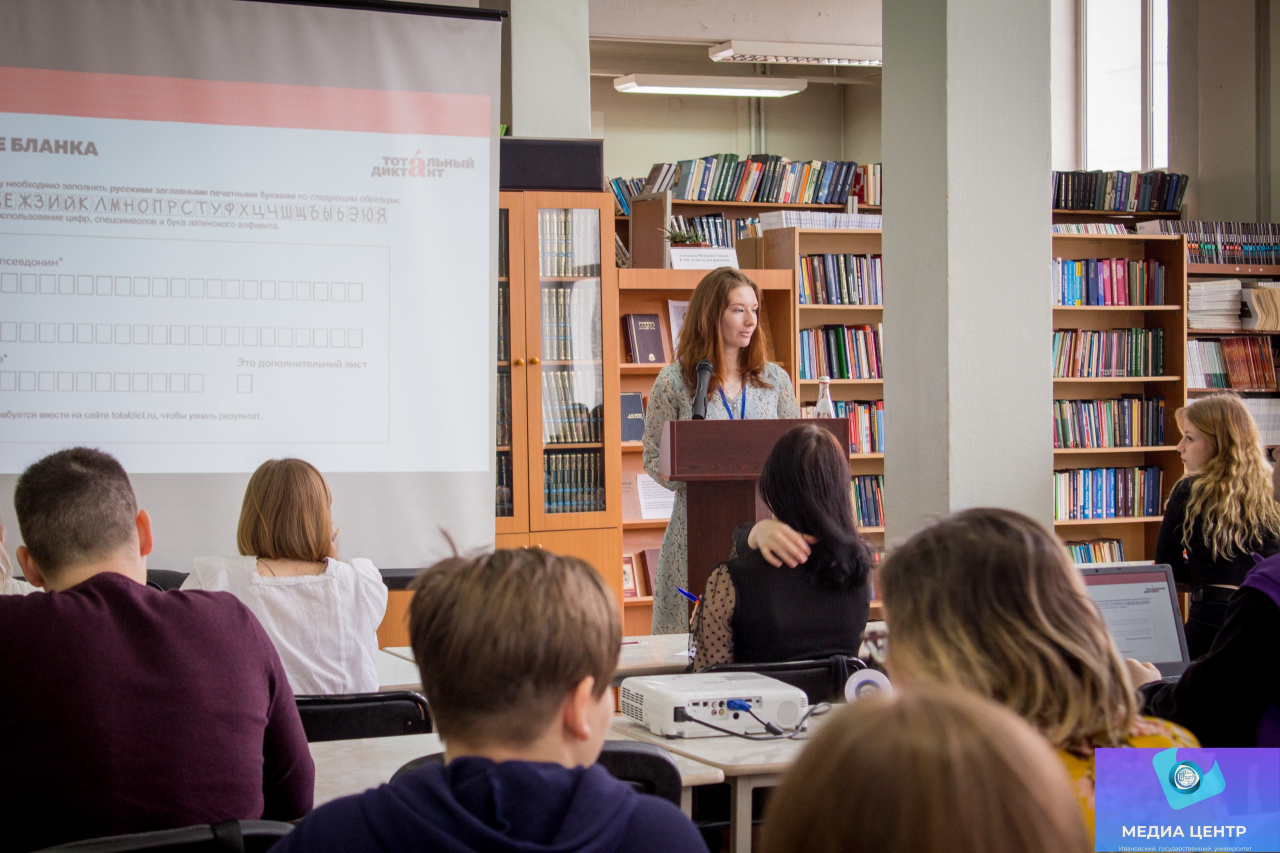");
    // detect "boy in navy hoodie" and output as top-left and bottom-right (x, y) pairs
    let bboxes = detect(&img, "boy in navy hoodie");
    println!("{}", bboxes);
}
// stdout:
(274, 547), (707, 853)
